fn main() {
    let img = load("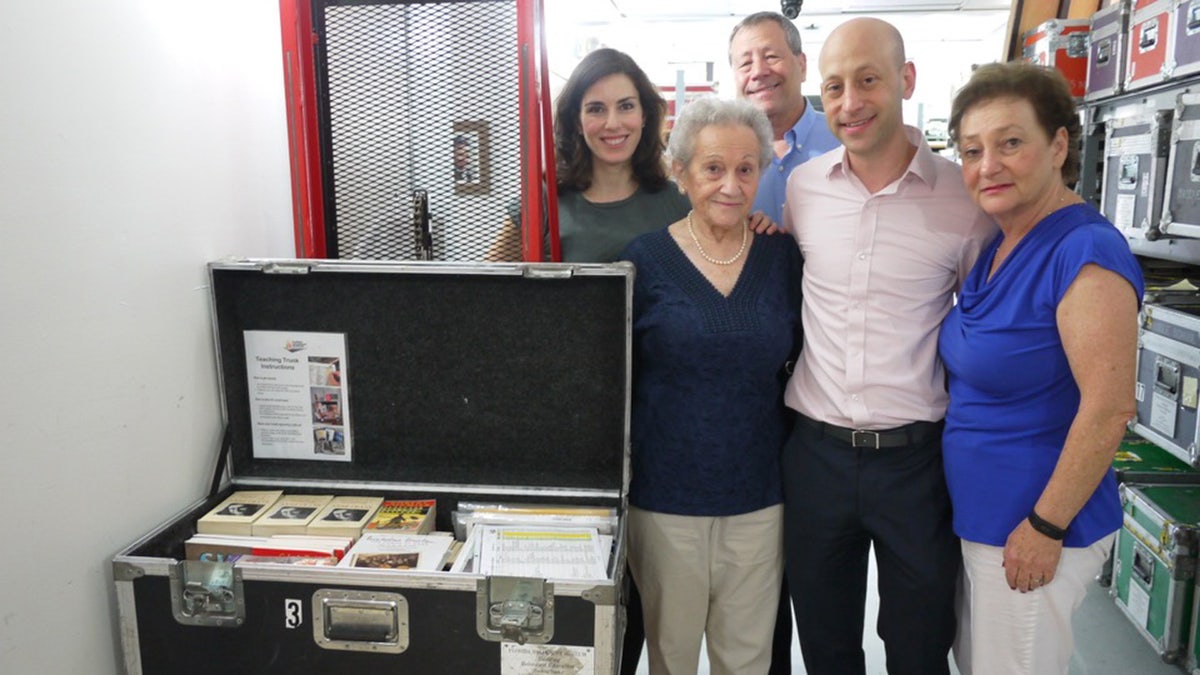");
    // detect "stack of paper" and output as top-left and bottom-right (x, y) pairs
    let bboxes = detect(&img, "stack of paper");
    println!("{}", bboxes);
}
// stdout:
(453, 525), (609, 580)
